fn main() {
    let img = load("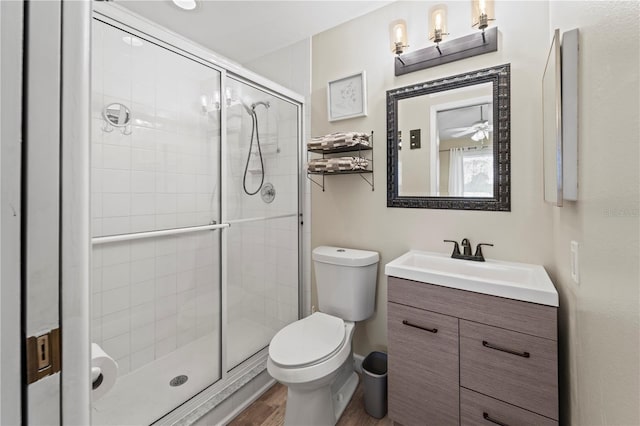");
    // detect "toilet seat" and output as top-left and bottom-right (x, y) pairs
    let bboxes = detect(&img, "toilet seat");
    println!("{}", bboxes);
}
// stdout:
(269, 312), (346, 369)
